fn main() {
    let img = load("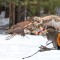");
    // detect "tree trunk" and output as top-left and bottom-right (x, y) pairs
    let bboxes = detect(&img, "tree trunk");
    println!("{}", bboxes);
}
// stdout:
(24, 6), (27, 20)
(16, 5), (21, 23)
(9, 3), (12, 28)
(12, 3), (15, 25)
